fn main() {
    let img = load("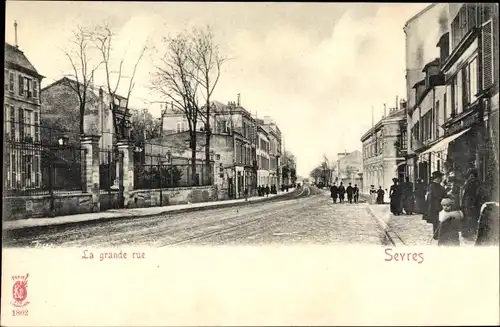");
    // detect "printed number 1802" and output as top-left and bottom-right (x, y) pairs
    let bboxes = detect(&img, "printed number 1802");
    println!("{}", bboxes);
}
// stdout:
(12, 309), (28, 316)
